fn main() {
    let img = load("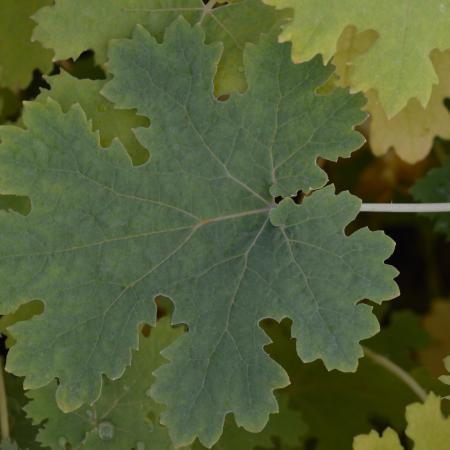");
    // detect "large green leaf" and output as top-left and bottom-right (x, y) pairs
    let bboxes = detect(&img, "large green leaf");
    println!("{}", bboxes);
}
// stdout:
(0, 0), (53, 90)
(264, 0), (450, 117)
(0, 20), (398, 447)
(411, 158), (450, 238)
(32, 0), (285, 95)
